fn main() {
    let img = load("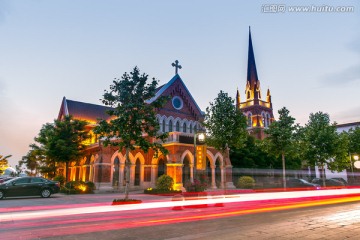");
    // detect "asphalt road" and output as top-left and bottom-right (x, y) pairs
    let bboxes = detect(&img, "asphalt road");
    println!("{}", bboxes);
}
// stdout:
(1, 191), (360, 239)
